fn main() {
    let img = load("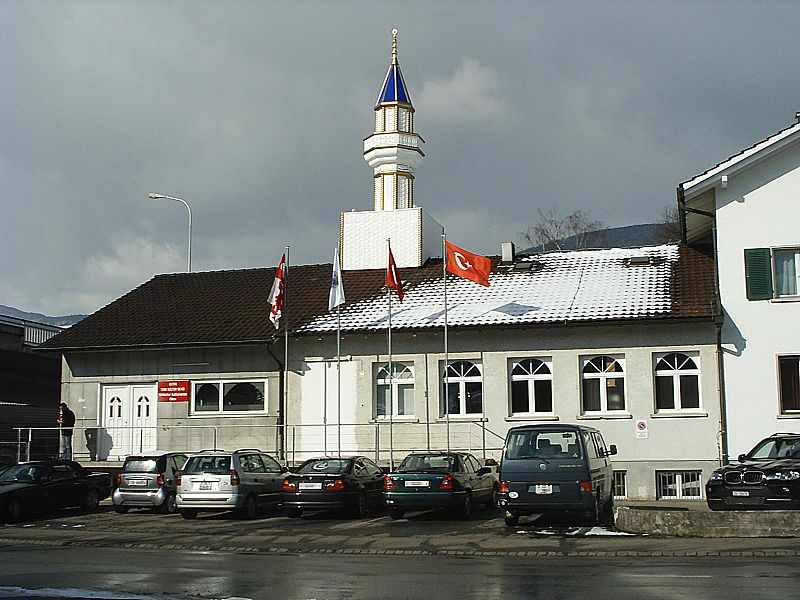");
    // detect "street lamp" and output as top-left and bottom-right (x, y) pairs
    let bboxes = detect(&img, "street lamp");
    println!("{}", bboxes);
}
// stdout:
(147, 192), (192, 272)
